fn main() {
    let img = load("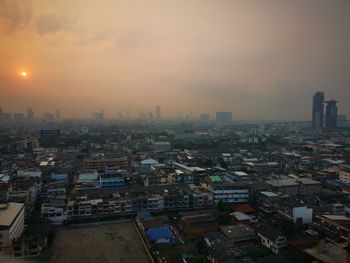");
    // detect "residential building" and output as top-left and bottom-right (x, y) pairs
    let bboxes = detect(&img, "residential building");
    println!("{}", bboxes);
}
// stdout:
(0, 203), (25, 254)
(181, 213), (218, 238)
(206, 175), (249, 204)
(257, 224), (287, 254)
(266, 178), (322, 196)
